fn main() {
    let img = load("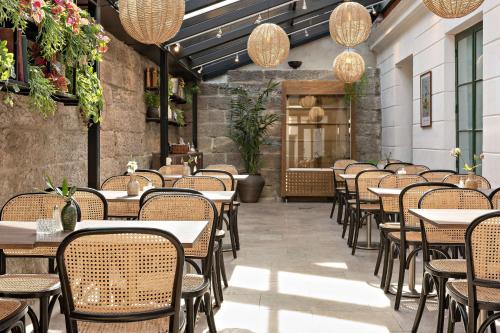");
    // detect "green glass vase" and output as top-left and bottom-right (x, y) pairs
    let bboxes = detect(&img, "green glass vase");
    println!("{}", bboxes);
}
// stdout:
(61, 200), (77, 231)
